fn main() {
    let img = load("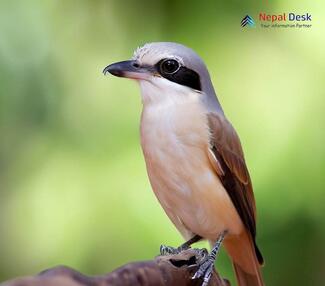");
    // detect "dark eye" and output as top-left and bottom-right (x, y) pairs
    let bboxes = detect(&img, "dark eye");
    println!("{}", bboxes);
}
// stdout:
(160, 59), (180, 74)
